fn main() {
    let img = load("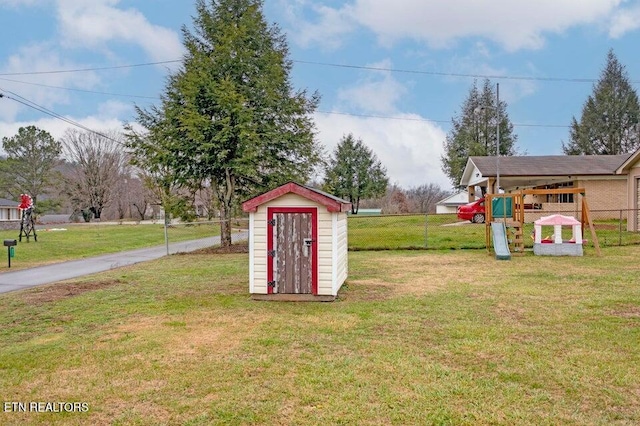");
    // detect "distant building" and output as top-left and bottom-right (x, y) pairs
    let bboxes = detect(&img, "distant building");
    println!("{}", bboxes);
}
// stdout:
(0, 198), (22, 230)
(435, 191), (469, 214)
(355, 208), (382, 215)
(459, 153), (639, 227)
